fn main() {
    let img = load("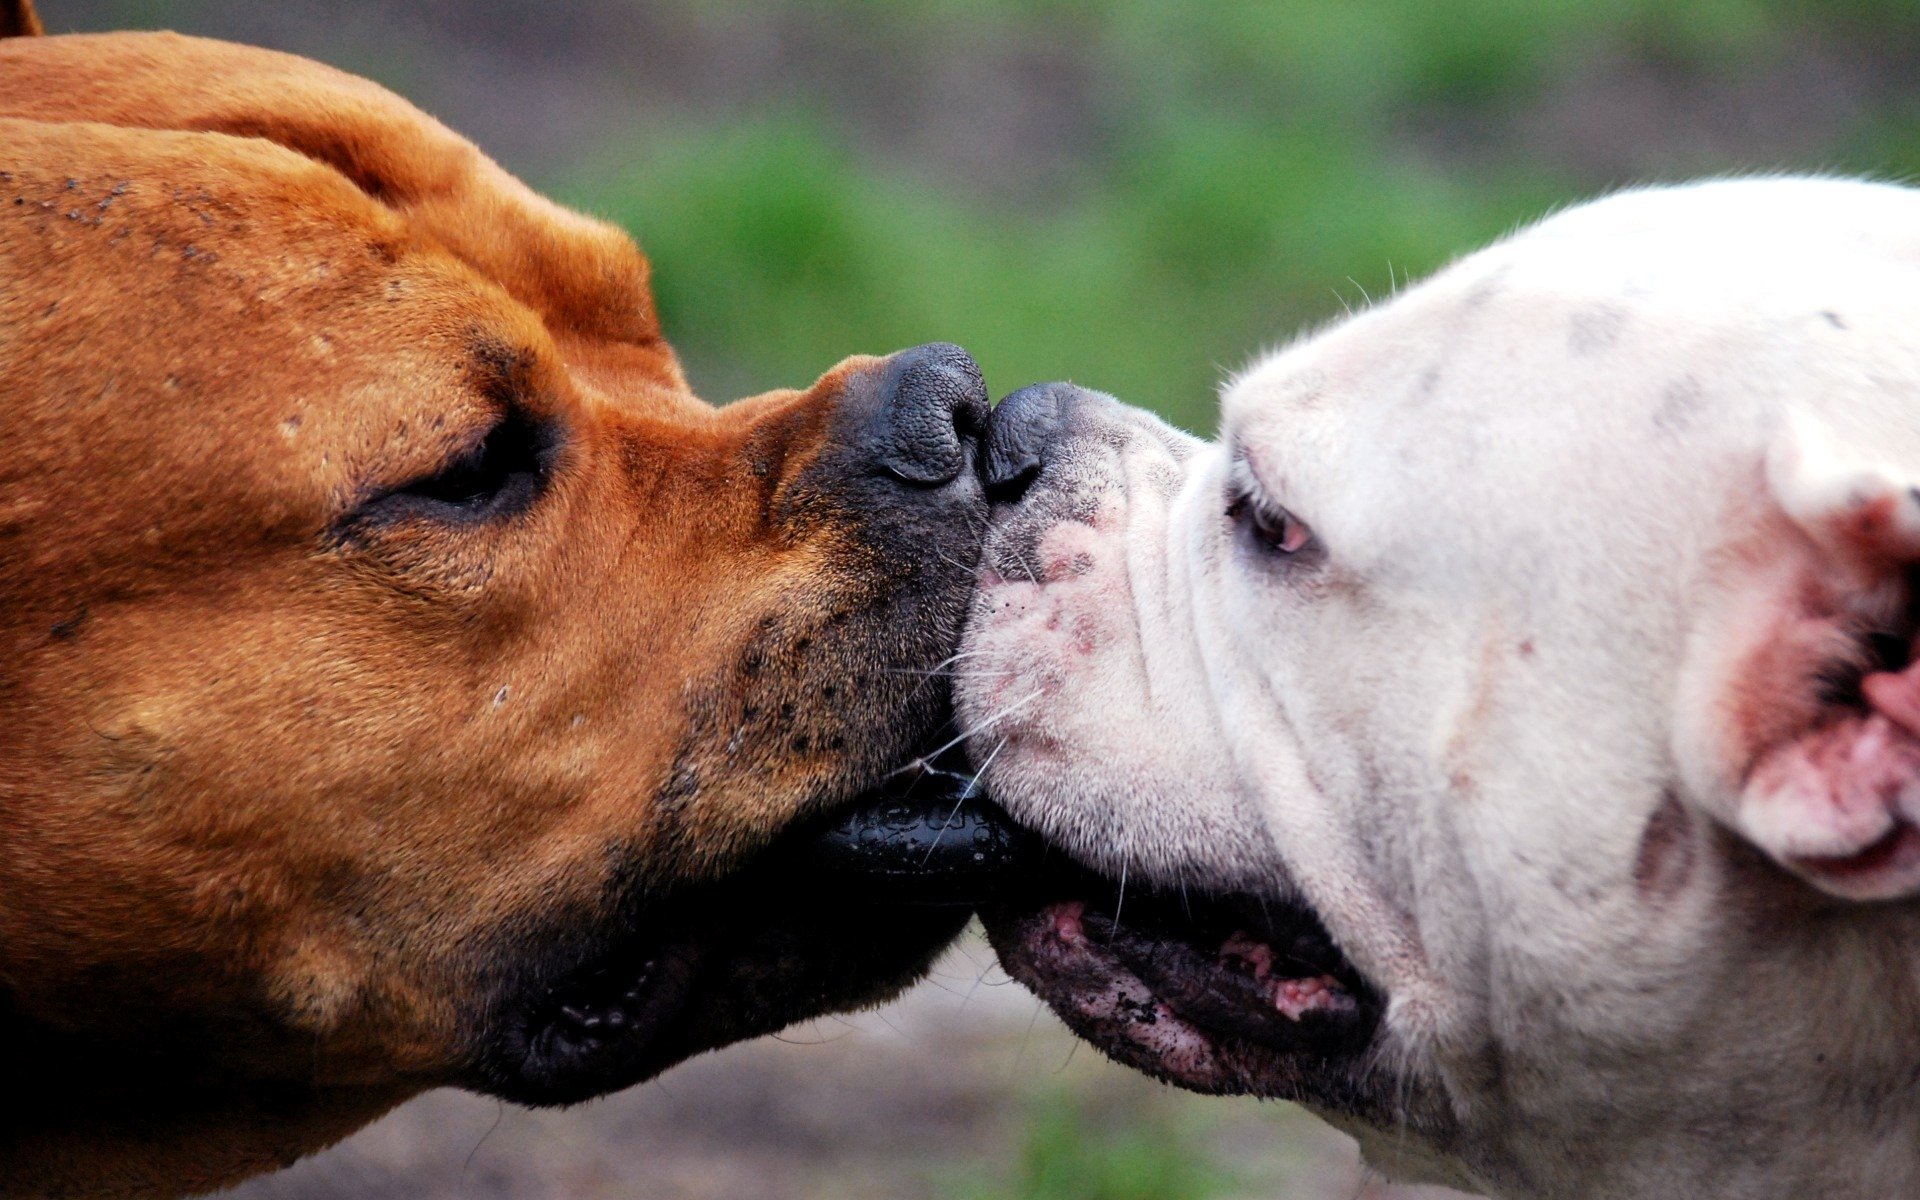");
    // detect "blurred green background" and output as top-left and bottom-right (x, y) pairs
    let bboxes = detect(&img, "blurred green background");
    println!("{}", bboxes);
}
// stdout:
(37, 2), (1920, 1197)
(50, 0), (1920, 433)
